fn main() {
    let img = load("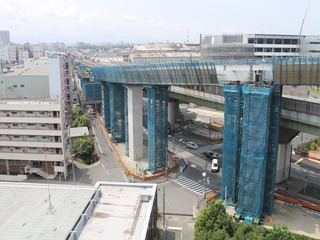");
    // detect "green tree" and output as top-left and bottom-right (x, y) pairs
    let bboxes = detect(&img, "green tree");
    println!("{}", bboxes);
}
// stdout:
(309, 143), (318, 151)
(72, 106), (83, 120)
(265, 225), (296, 240)
(231, 223), (267, 240)
(77, 115), (91, 128)
(194, 200), (234, 240)
(72, 135), (95, 164)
